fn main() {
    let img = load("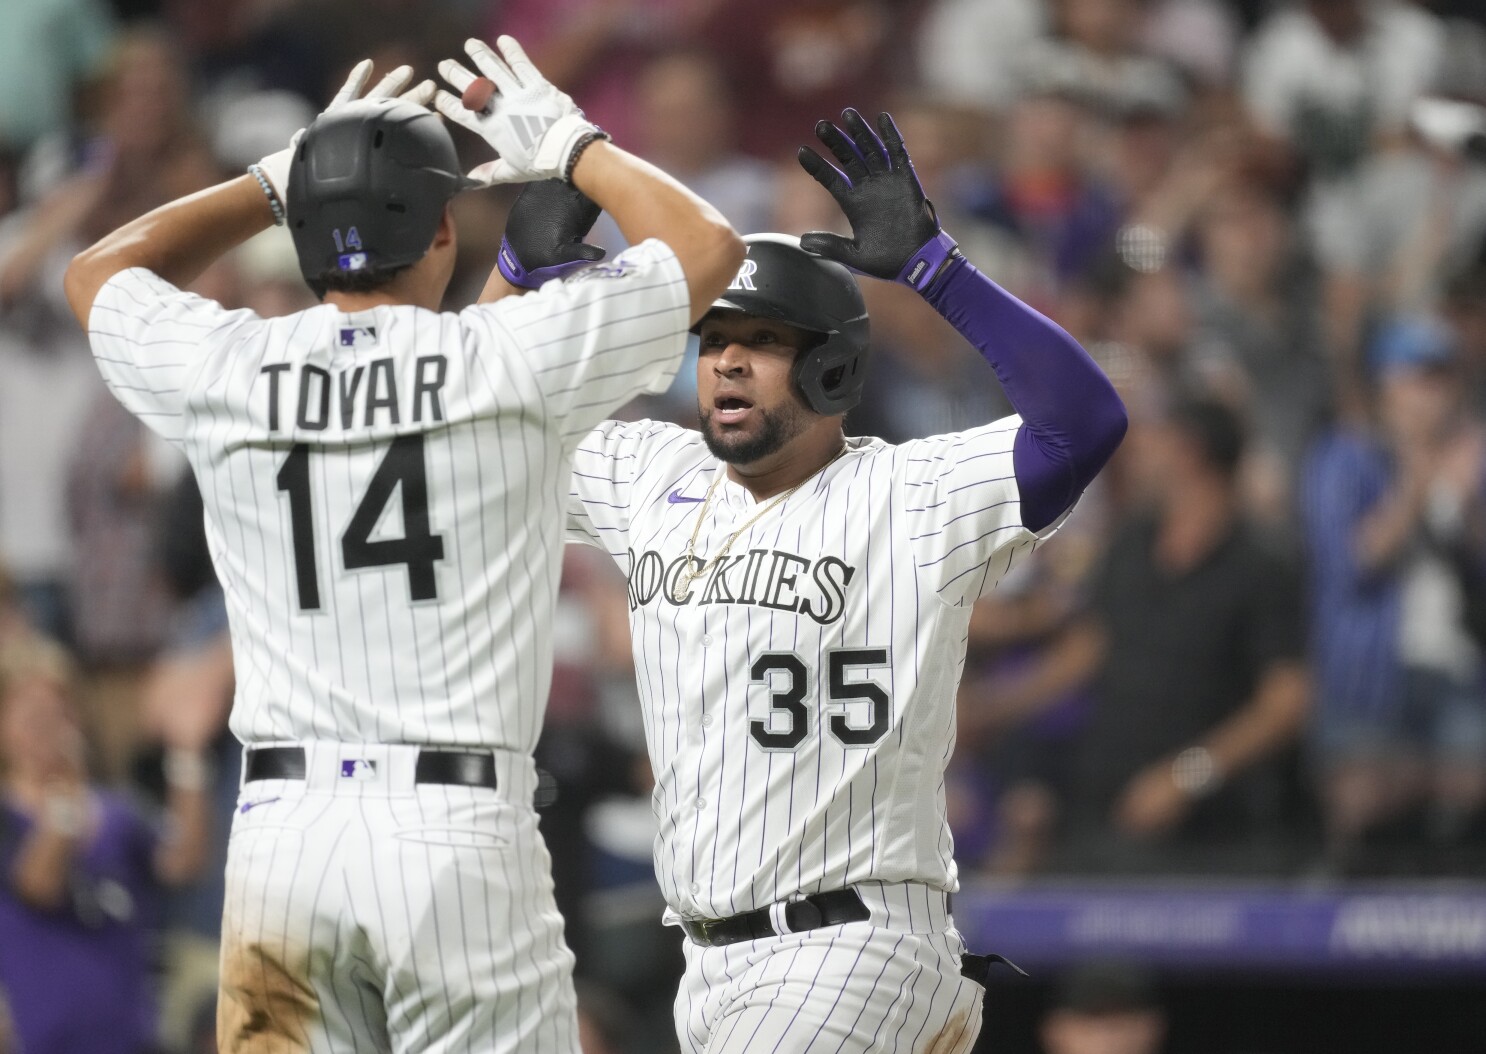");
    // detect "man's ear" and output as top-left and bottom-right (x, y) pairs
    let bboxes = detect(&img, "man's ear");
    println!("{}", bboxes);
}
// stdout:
(432, 203), (456, 249)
